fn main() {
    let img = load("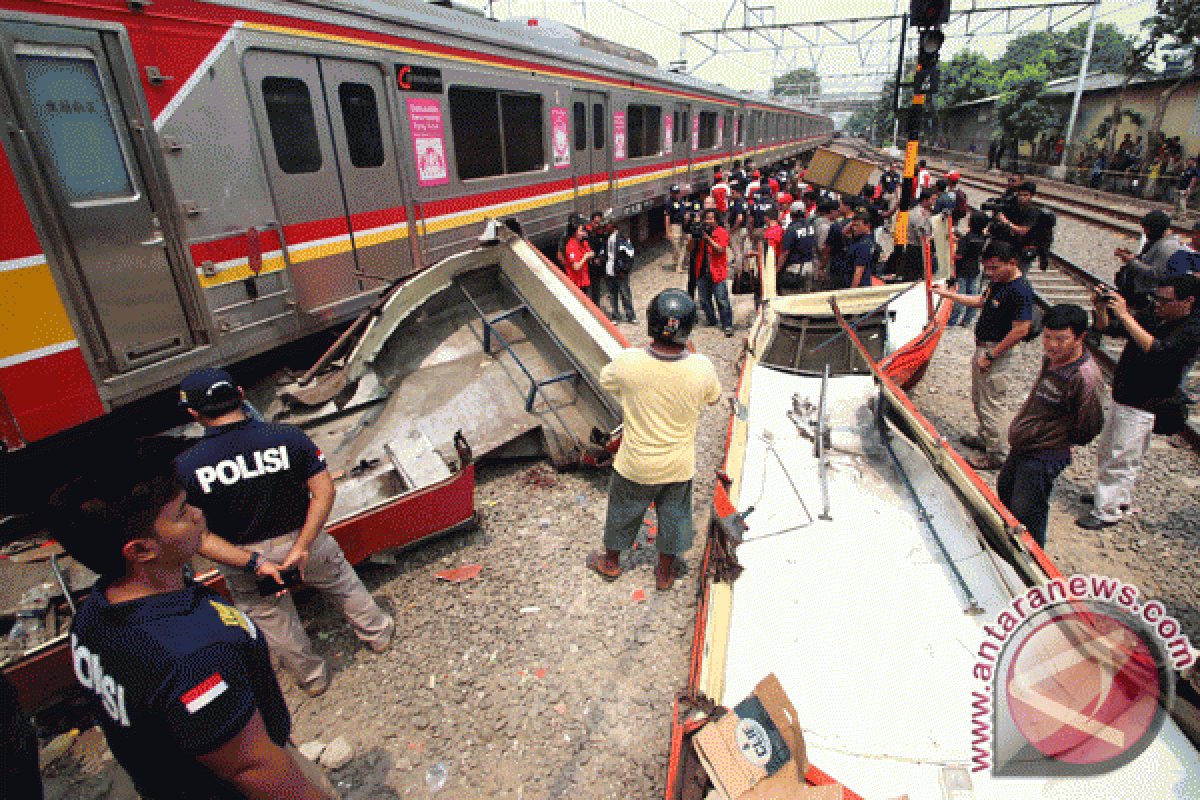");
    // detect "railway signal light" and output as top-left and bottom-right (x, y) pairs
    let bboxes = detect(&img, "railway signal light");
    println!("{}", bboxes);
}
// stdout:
(912, 29), (944, 95)
(909, 0), (951, 28)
